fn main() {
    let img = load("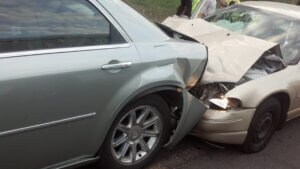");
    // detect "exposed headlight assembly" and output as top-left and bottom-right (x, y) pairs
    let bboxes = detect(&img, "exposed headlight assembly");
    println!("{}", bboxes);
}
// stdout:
(190, 82), (242, 110)
(209, 97), (242, 110)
